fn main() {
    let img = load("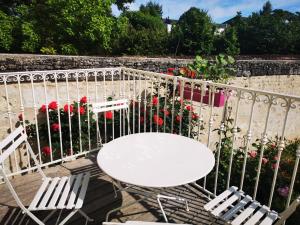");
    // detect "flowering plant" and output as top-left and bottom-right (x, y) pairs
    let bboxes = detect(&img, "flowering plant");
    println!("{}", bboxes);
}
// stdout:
(205, 112), (300, 221)
(167, 54), (235, 83)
